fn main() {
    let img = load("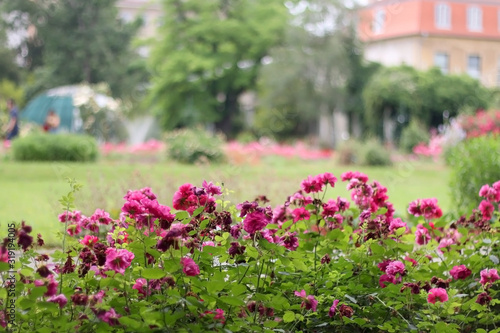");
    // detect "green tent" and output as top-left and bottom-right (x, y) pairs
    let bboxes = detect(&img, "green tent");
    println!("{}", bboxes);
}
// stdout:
(20, 85), (119, 134)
